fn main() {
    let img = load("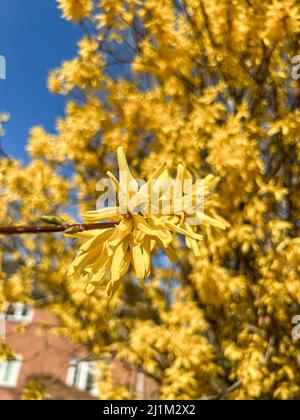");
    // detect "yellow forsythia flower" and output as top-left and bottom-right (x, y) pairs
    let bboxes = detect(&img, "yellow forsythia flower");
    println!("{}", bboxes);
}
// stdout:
(22, 379), (50, 401)
(57, 0), (93, 23)
(67, 147), (227, 296)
